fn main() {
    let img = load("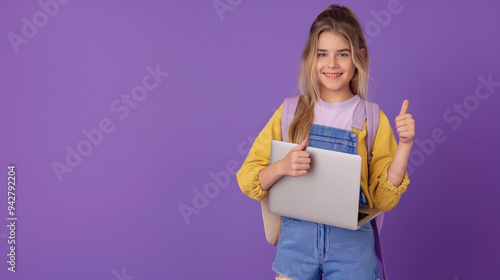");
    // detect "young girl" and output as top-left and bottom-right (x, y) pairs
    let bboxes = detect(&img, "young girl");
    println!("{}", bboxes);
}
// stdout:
(236, 4), (414, 280)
